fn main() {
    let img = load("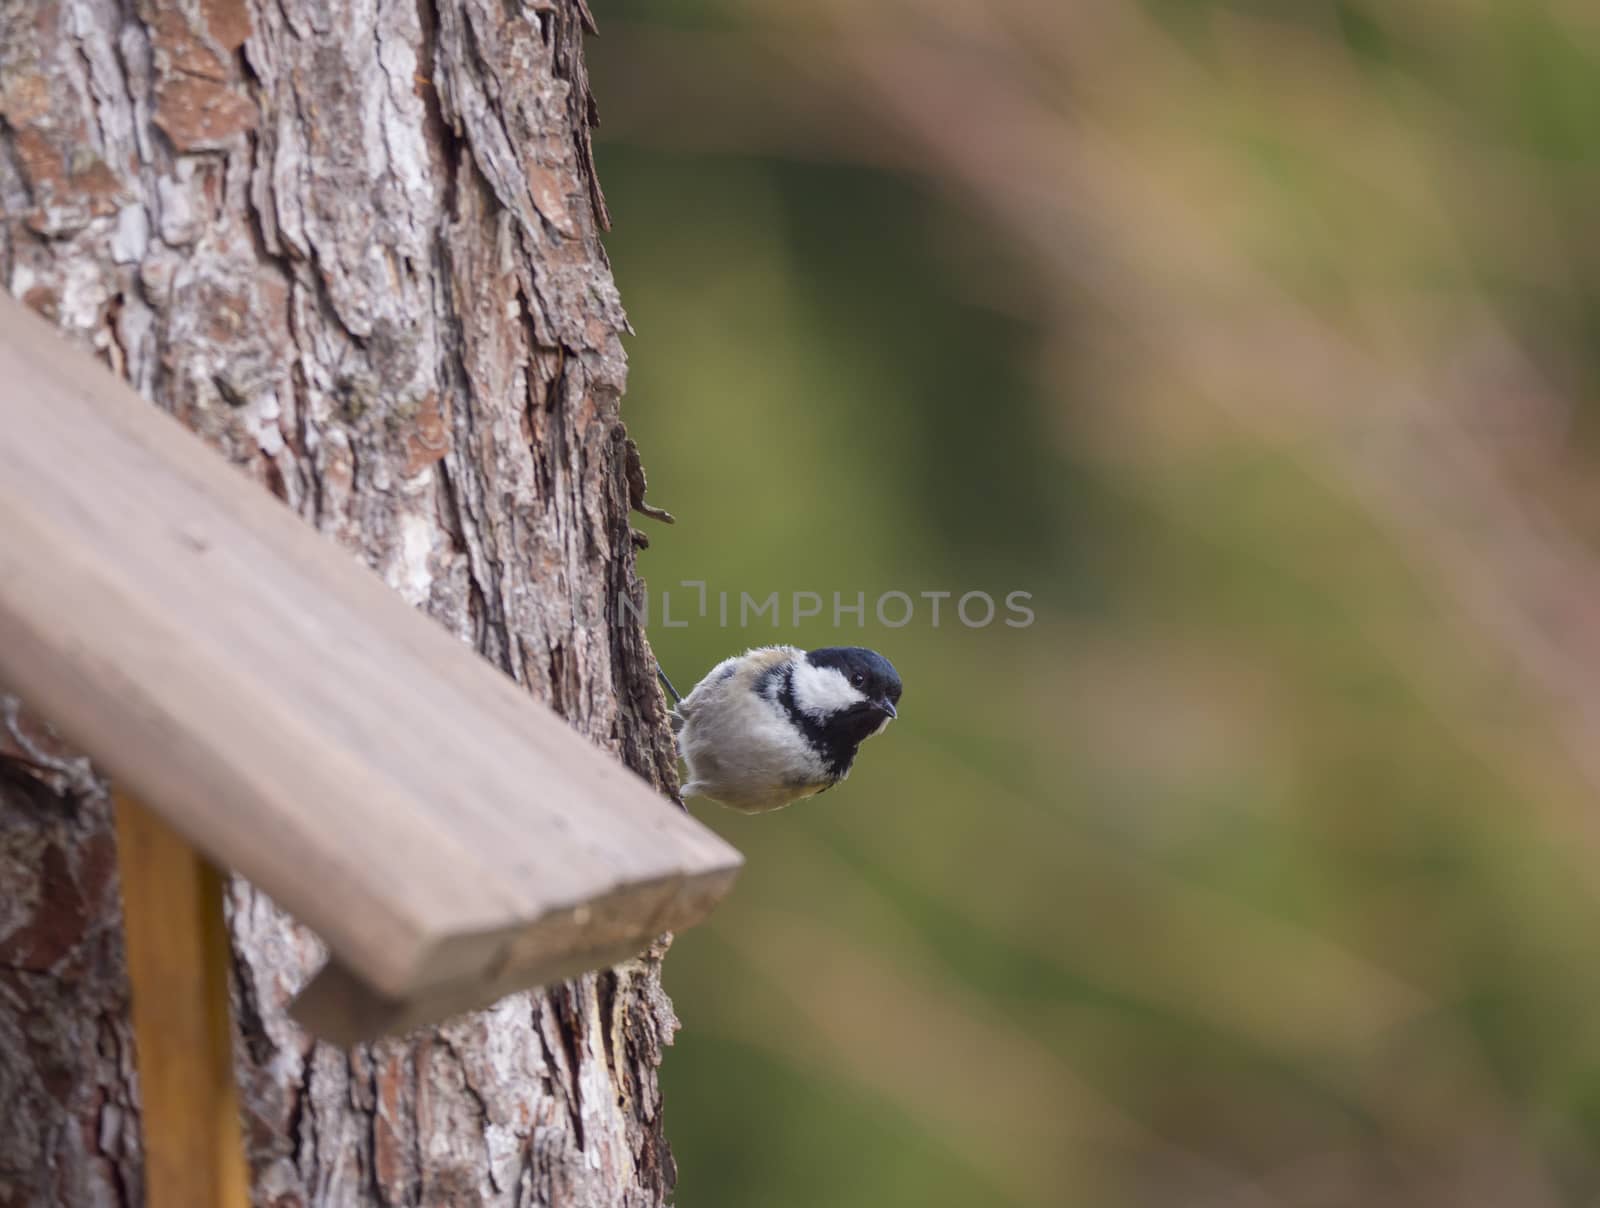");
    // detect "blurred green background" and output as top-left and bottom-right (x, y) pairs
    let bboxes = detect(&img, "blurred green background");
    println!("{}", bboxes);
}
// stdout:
(590, 2), (1600, 1204)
